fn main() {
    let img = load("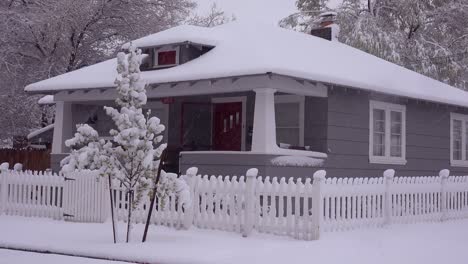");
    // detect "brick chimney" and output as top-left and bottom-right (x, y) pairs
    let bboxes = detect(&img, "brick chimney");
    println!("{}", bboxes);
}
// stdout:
(310, 11), (339, 41)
